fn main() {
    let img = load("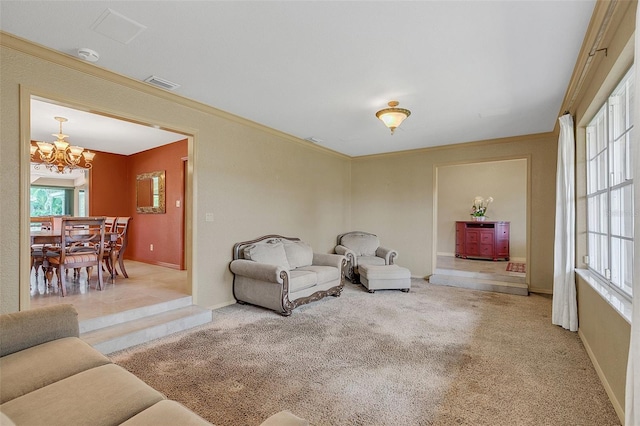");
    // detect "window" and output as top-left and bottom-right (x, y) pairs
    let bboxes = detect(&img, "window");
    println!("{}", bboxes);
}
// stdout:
(30, 186), (74, 217)
(585, 67), (635, 298)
